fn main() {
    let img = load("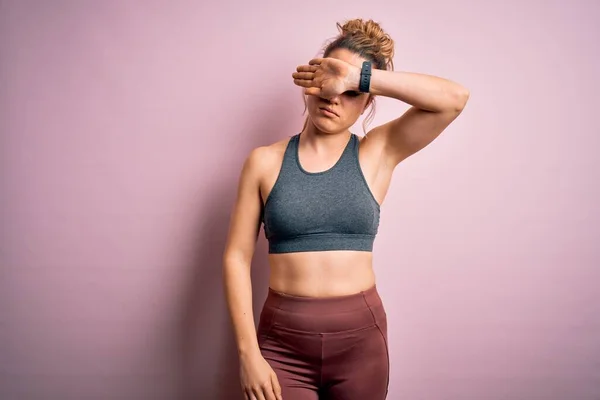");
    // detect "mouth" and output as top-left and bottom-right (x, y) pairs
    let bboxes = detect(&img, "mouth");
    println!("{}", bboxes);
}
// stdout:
(319, 107), (339, 117)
